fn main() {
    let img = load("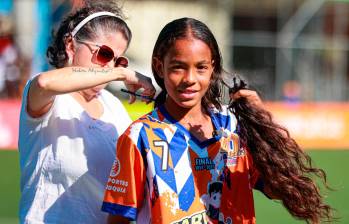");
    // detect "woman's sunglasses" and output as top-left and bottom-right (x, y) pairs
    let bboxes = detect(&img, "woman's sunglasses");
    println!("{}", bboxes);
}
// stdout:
(75, 39), (129, 67)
